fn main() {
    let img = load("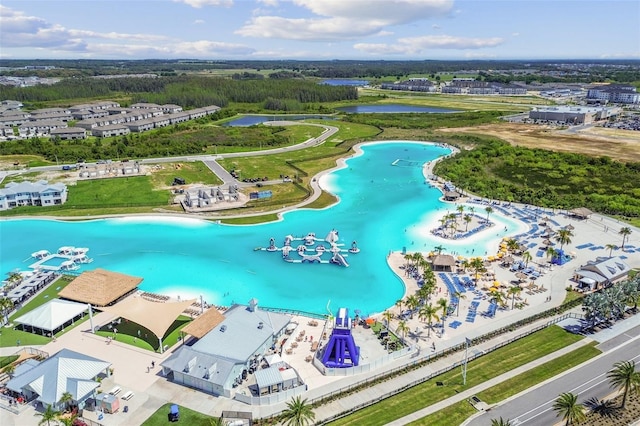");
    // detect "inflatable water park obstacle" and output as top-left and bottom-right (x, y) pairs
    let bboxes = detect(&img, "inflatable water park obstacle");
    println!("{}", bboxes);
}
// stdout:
(255, 229), (359, 267)
(321, 307), (360, 368)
